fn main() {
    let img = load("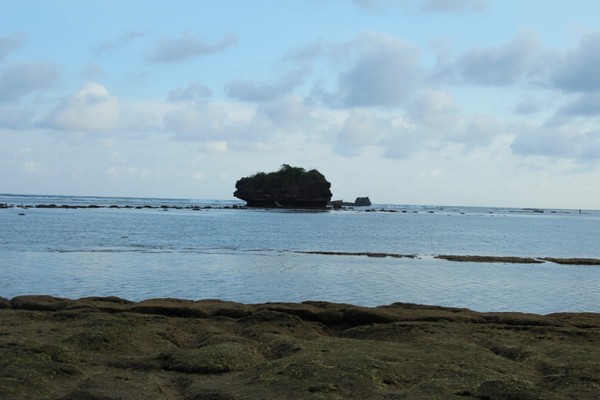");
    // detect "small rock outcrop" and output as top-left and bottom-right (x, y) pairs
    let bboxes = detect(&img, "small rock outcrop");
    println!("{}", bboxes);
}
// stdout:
(331, 197), (372, 209)
(234, 165), (332, 208)
(353, 197), (371, 206)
